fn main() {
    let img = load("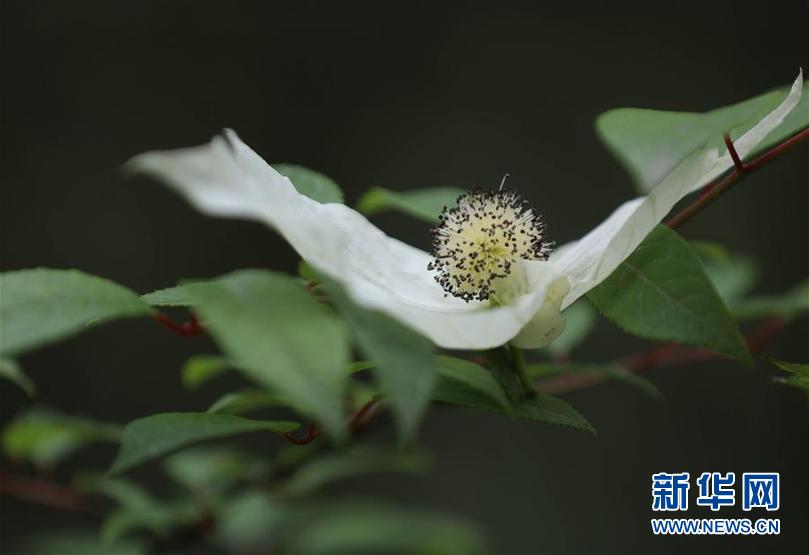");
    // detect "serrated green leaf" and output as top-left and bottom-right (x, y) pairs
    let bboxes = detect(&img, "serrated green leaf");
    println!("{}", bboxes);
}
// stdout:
(355, 186), (466, 223)
(433, 356), (510, 412)
(141, 279), (218, 307)
(597, 79), (808, 192)
(281, 447), (429, 497)
(588, 226), (751, 363)
(548, 300), (597, 356)
(0, 357), (36, 396)
(275, 163), (344, 204)
(181, 355), (231, 389)
(530, 362), (662, 399)
(478, 349), (594, 432)
(109, 412), (298, 475)
(0, 269), (152, 355)
(287, 500), (485, 555)
(207, 389), (286, 415)
(731, 279), (809, 321)
(186, 270), (350, 441)
(514, 393), (595, 433)
(2, 407), (121, 468)
(325, 280), (435, 442)
(141, 285), (194, 306)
